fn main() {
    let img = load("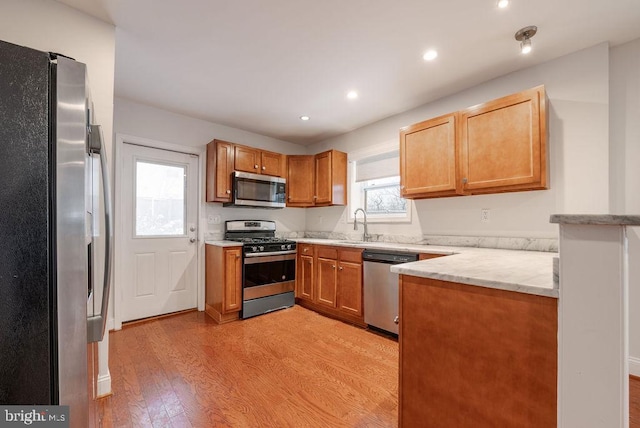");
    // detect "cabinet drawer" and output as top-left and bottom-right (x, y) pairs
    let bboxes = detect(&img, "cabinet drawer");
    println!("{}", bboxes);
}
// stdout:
(299, 244), (314, 256)
(316, 246), (338, 259)
(339, 249), (363, 263)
